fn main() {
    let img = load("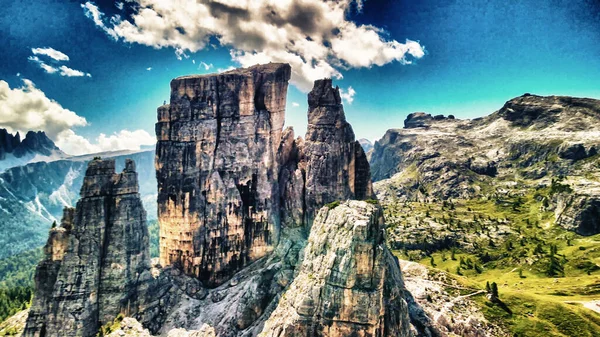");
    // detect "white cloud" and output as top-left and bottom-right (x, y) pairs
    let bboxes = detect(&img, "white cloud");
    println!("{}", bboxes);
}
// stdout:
(28, 51), (91, 77)
(57, 65), (91, 77)
(115, 2), (124, 10)
(81, 0), (425, 92)
(0, 79), (155, 156)
(147, 67), (152, 71)
(31, 47), (69, 62)
(339, 86), (356, 104)
(217, 66), (236, 73)
(0, 79), (87, 139)
(292, 102), (300, 107)
(199, 61), (213, 71)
